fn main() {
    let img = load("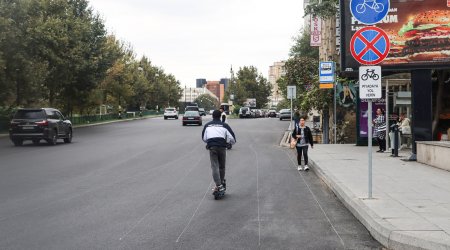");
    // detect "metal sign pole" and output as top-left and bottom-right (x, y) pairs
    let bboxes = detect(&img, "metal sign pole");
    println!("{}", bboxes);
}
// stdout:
(334, 81), (337, 144)
(368, 99), (373, 199)
(290, 89), (293, 128)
